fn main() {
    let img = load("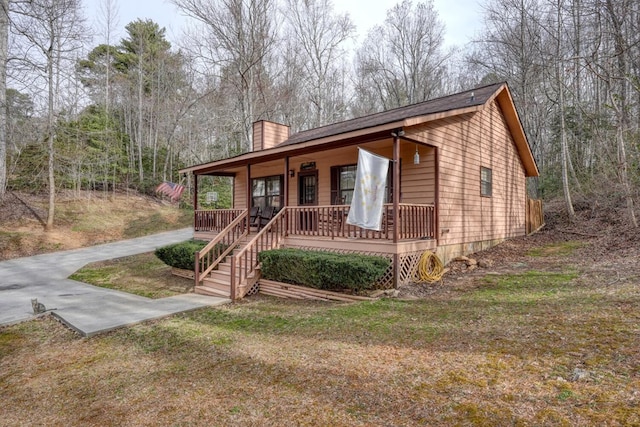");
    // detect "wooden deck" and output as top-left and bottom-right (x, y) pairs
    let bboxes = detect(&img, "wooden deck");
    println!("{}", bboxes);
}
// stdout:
(192, 204), (438, 300)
